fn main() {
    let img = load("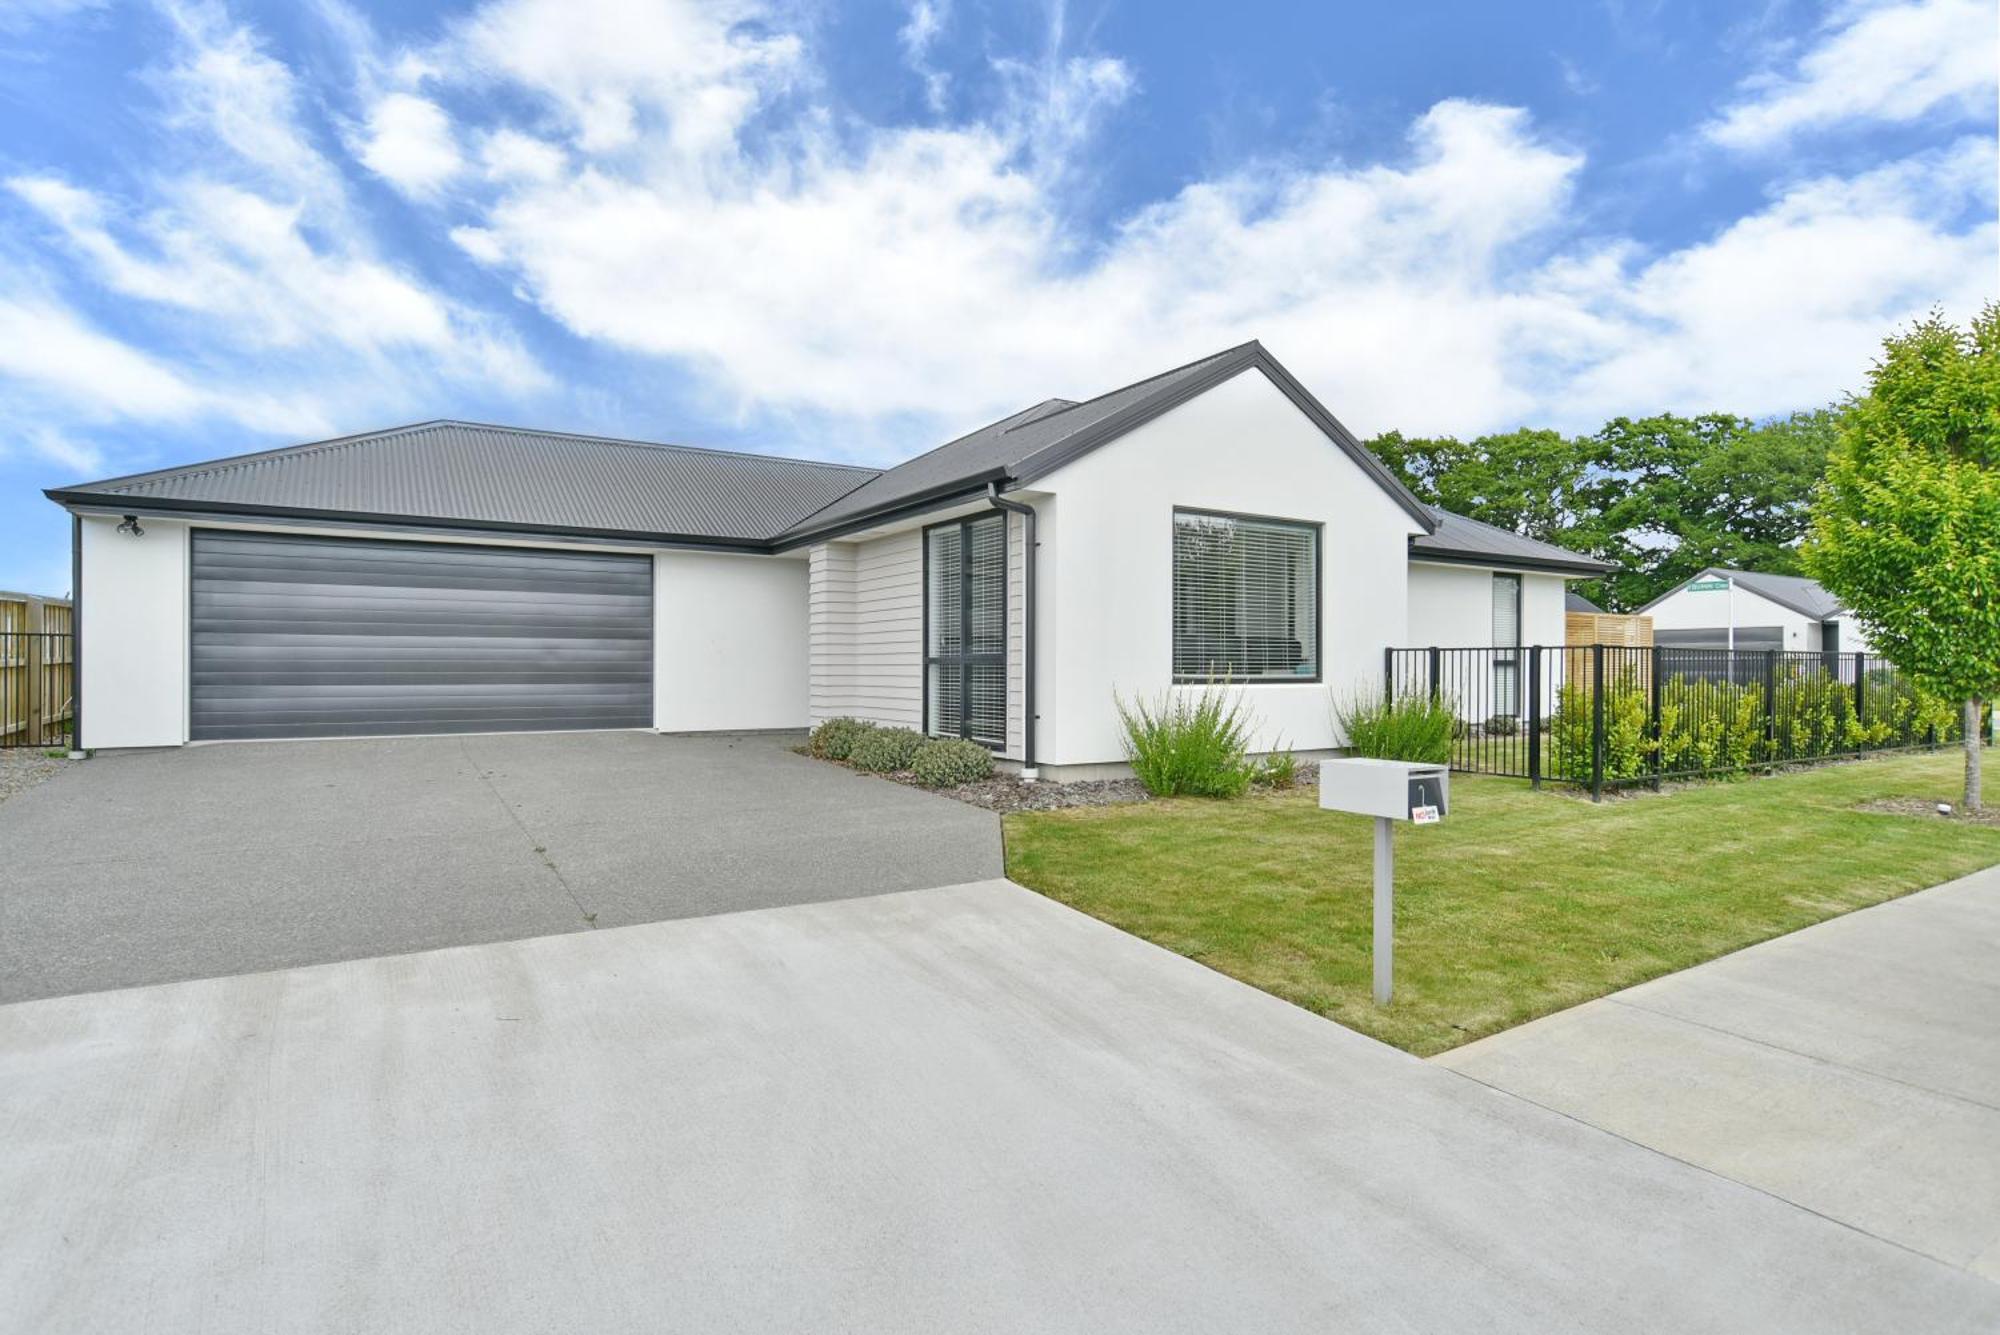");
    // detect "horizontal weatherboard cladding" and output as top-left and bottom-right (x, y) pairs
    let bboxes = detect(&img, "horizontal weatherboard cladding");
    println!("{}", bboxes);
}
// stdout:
(189, 529), (653, 740)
